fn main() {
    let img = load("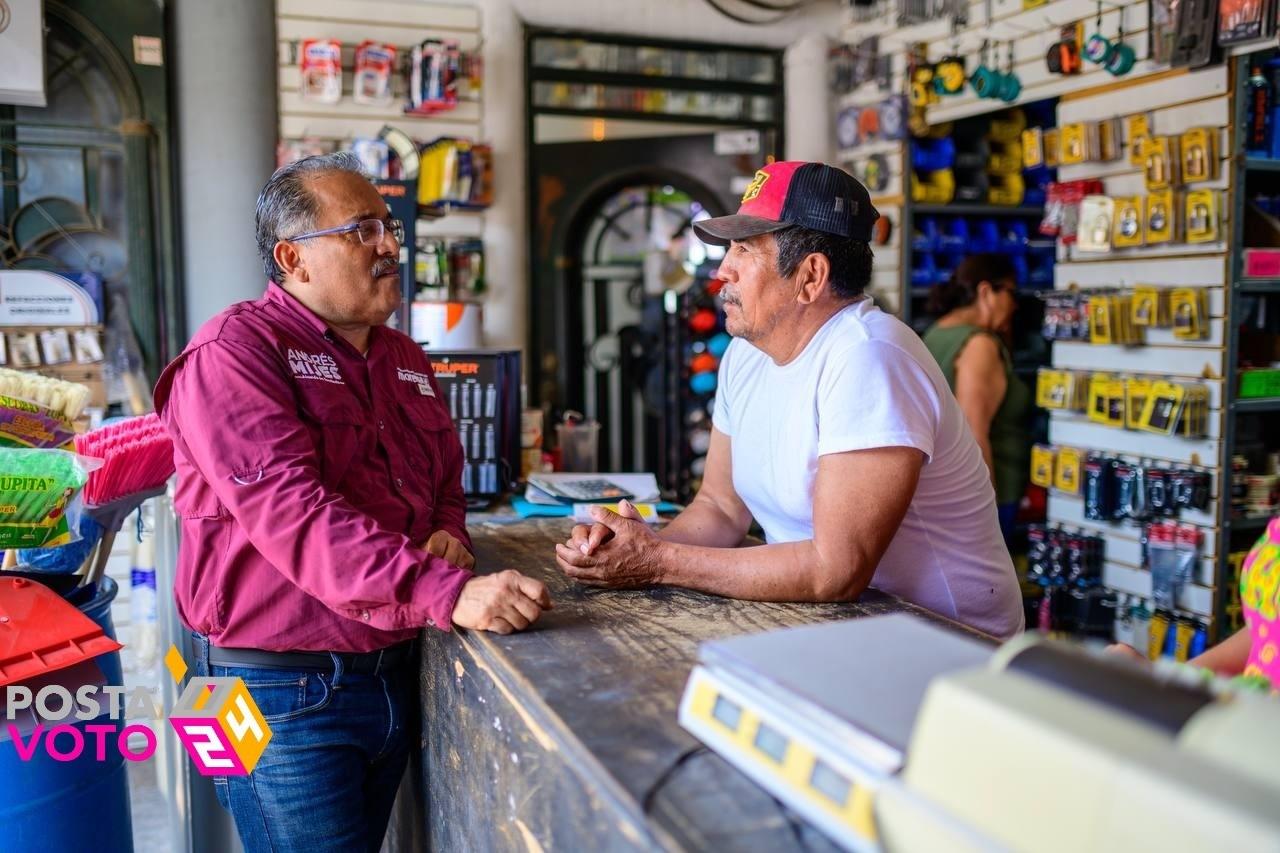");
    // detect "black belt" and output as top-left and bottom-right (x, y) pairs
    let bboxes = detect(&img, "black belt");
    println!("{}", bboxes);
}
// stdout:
(208, 641), (415, 676)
